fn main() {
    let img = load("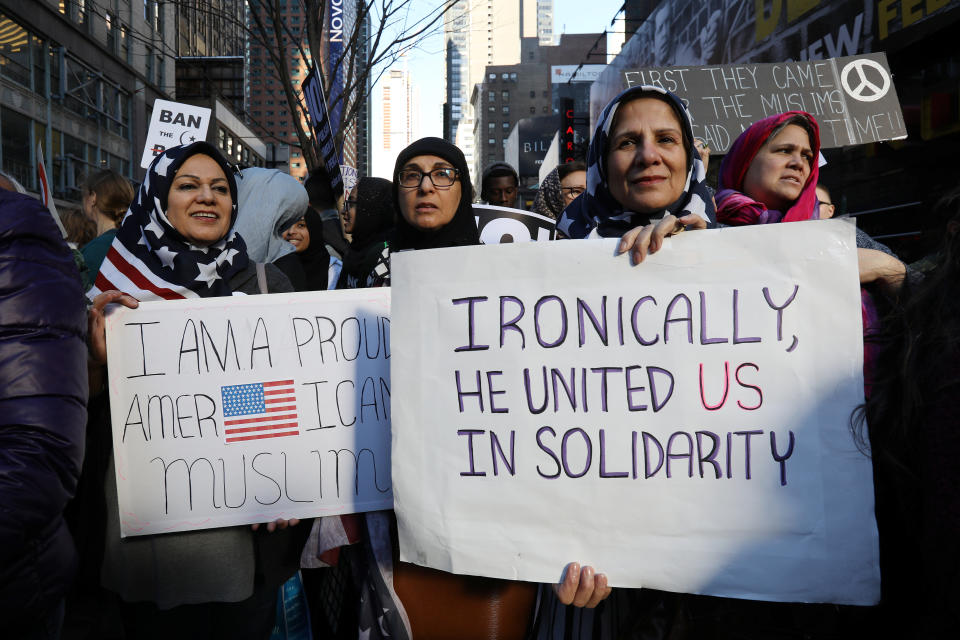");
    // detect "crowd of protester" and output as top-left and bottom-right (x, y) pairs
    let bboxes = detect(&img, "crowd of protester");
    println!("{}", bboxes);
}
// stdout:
(1, 82), (957, 639)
